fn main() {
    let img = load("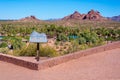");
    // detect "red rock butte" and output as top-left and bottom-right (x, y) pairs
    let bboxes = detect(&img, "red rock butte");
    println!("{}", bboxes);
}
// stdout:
(62, 9), (108, 21)
(18, 15), (40, 22)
